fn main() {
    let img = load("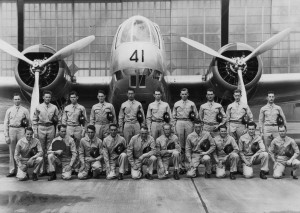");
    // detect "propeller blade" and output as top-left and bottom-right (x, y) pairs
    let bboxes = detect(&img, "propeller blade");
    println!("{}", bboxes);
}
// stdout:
(40, 35), (95, 67)
(30, 72), (40, 121)
(180, 37), (236, 64)
(237, 69), (248, 105)
(244, 28), (291, 62)
(0, 39), (34, 65)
